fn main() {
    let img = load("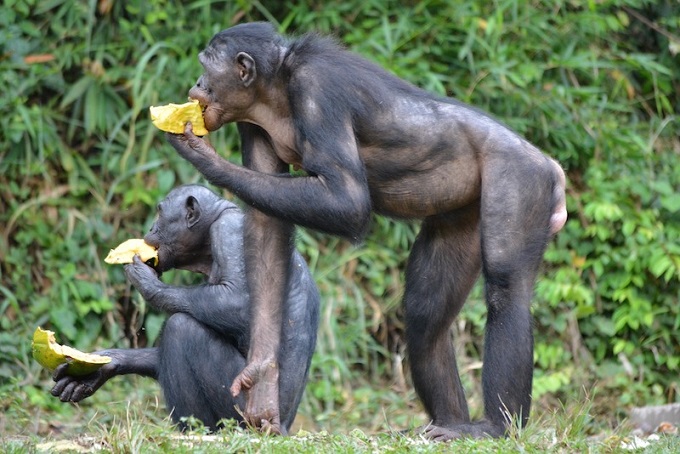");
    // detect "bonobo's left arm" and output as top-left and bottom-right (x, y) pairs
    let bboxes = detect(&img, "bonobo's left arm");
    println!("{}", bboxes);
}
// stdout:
(51, 348), (158, 403)
(126, 256), (249, 336)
